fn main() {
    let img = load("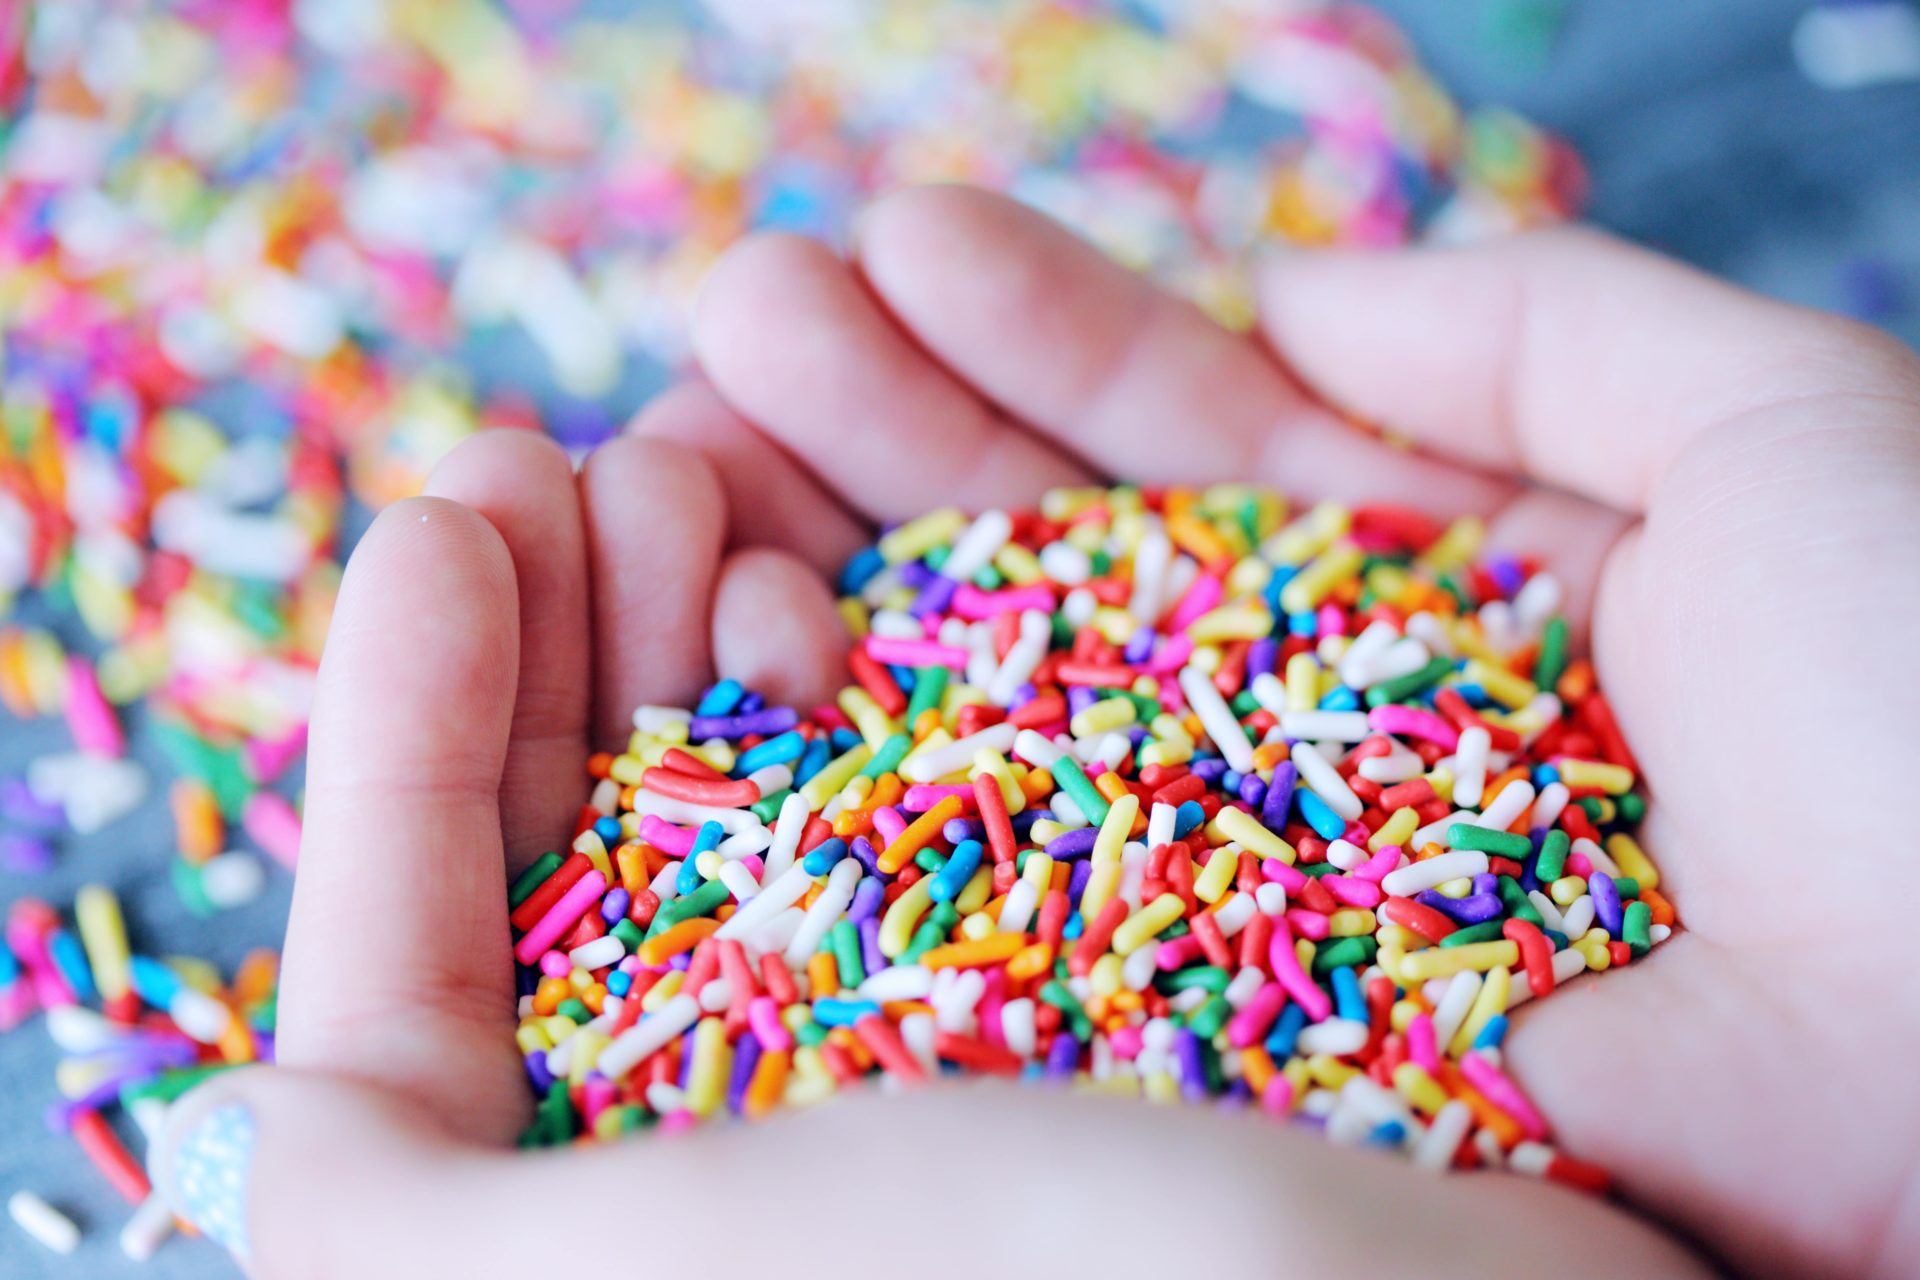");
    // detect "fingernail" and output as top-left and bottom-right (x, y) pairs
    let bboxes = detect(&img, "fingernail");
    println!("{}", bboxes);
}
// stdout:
(168, 1103), (255, 1260)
